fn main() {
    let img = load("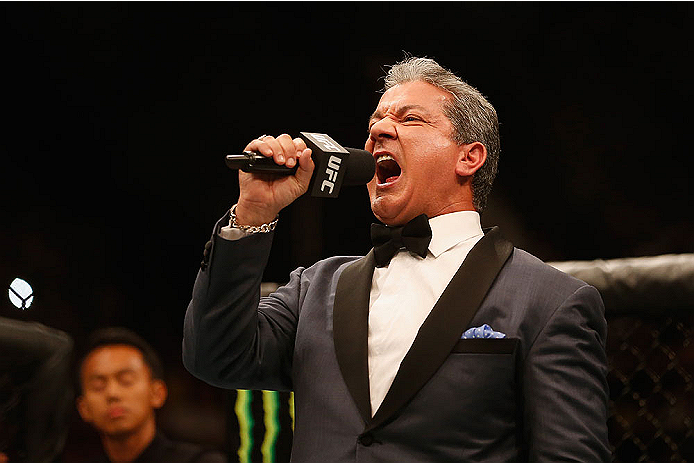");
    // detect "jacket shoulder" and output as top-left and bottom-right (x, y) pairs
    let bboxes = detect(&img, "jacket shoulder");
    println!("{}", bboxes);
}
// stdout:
(486, 248), (604, 329)
(505, 248), (595, 294)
